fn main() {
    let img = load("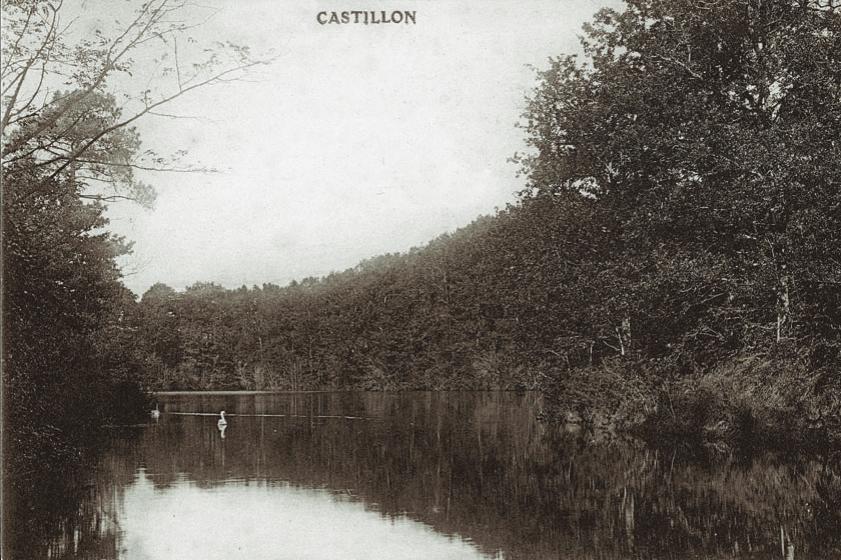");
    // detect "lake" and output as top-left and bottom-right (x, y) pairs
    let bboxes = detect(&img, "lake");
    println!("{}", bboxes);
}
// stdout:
(26, 391), (841, 559)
